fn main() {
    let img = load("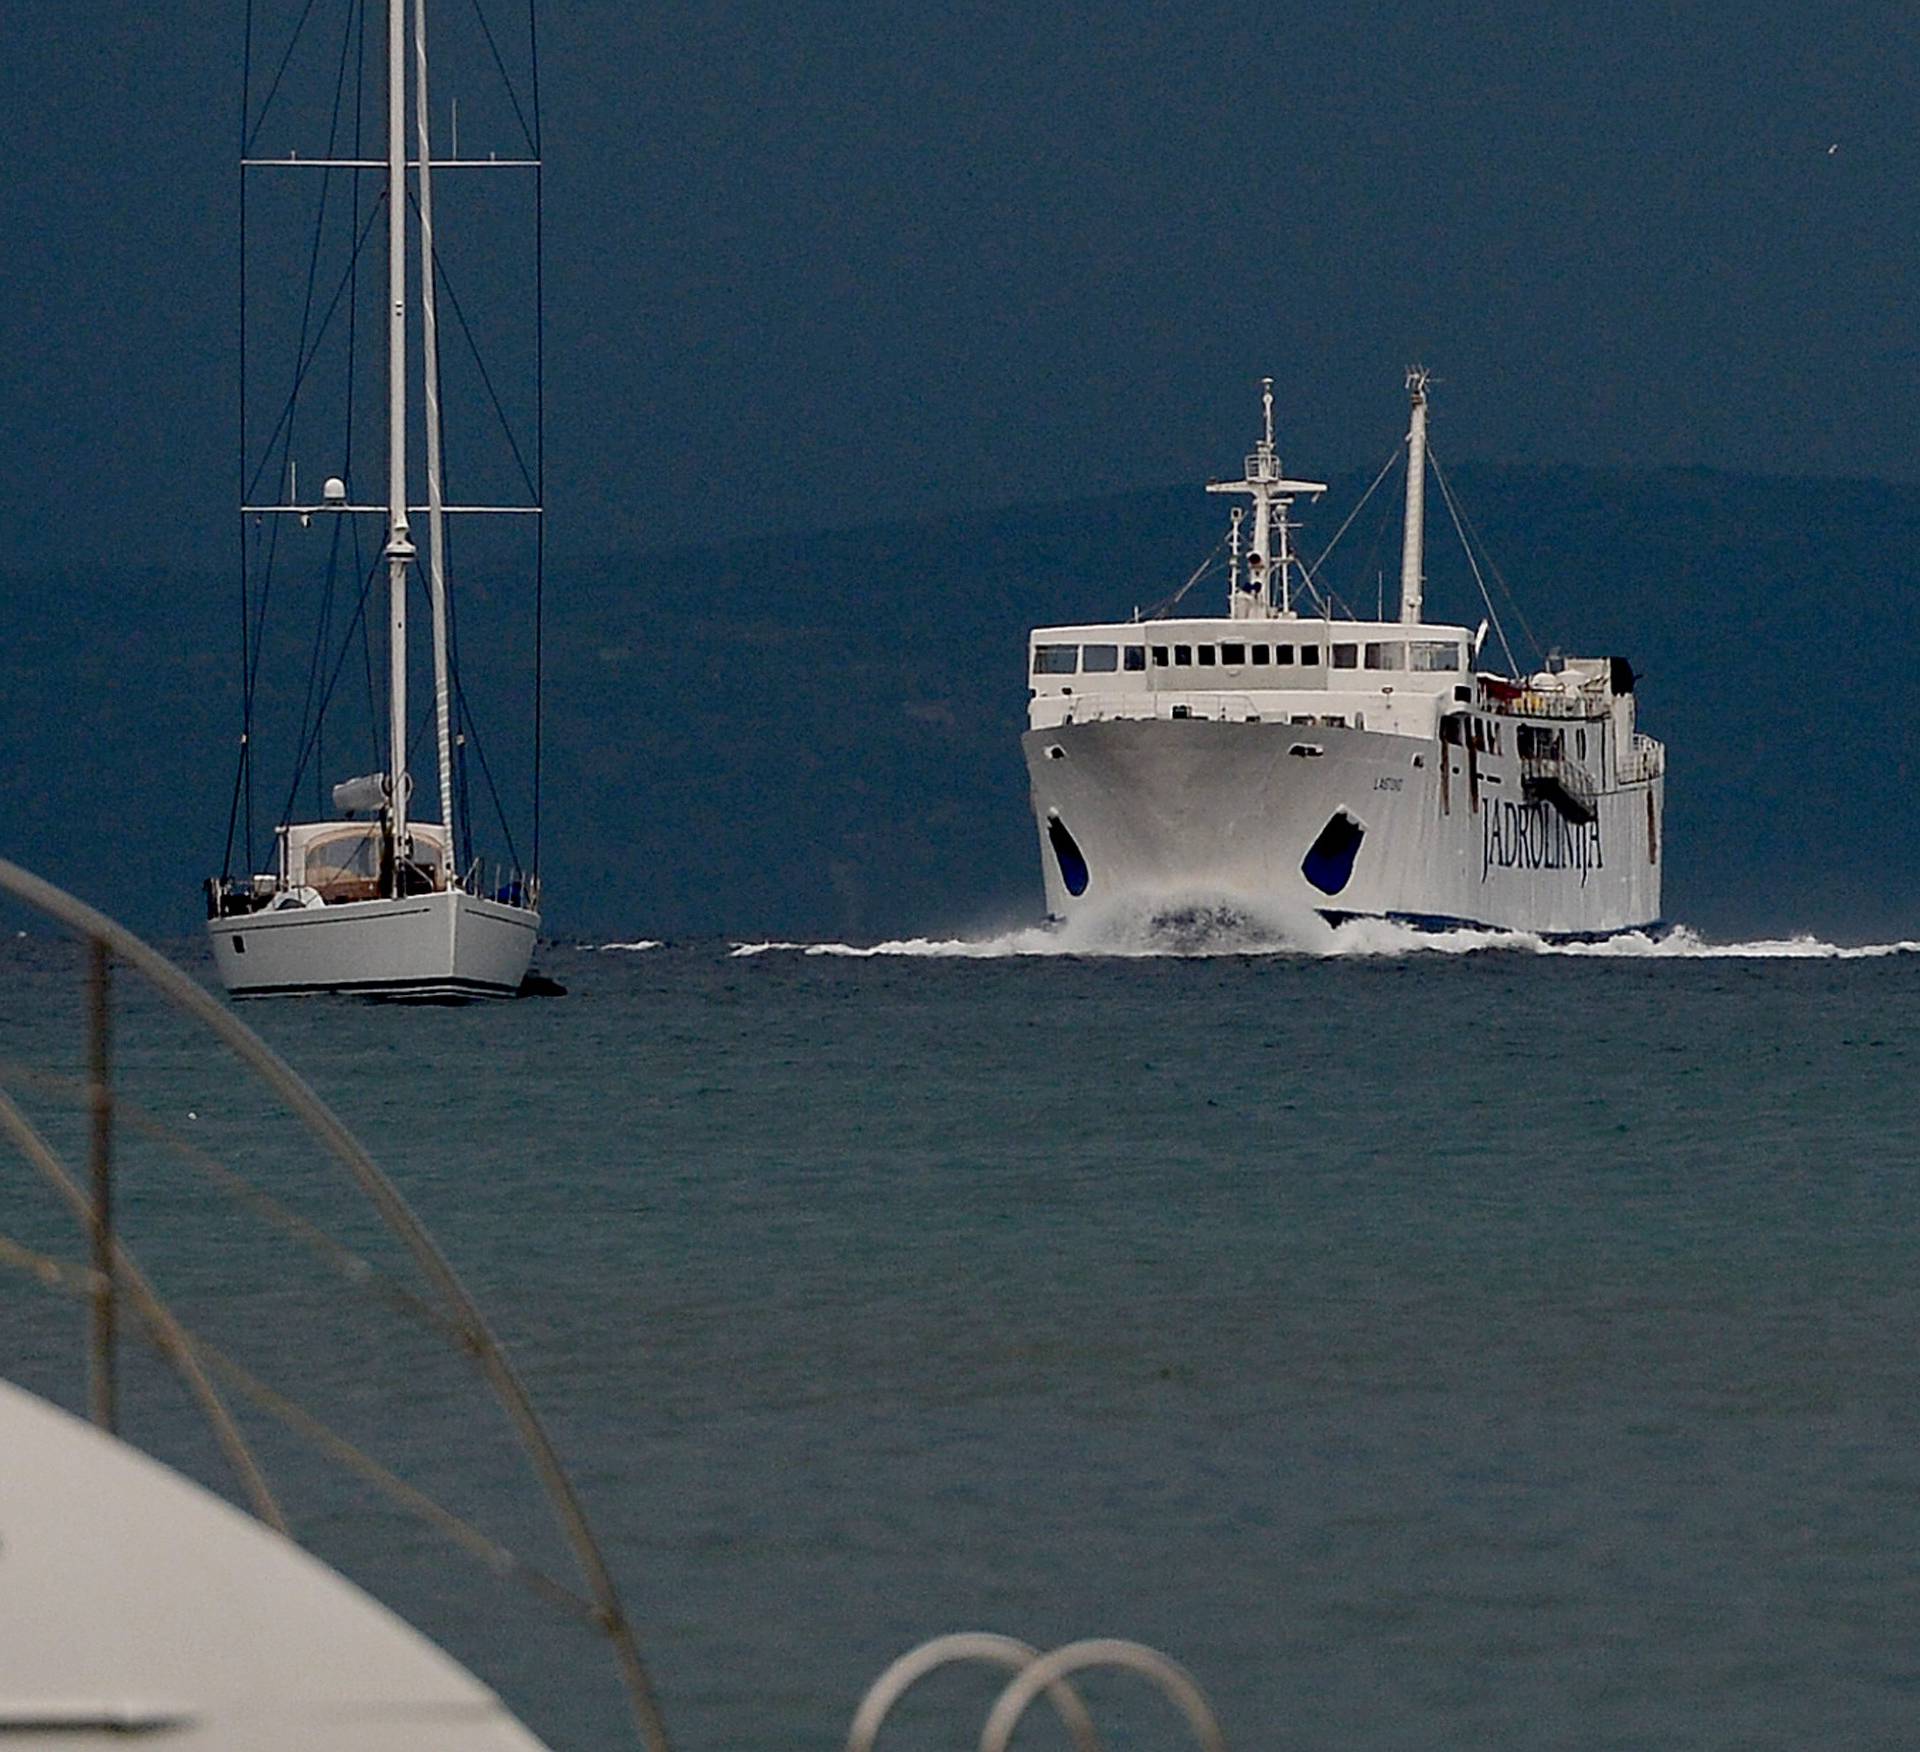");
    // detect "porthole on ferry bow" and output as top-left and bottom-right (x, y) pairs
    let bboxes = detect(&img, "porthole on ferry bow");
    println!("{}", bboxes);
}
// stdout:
(1045, 744), (1066, 760)
(1046, 810), (1090, 896)
(1301, 809), (1365, 896)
